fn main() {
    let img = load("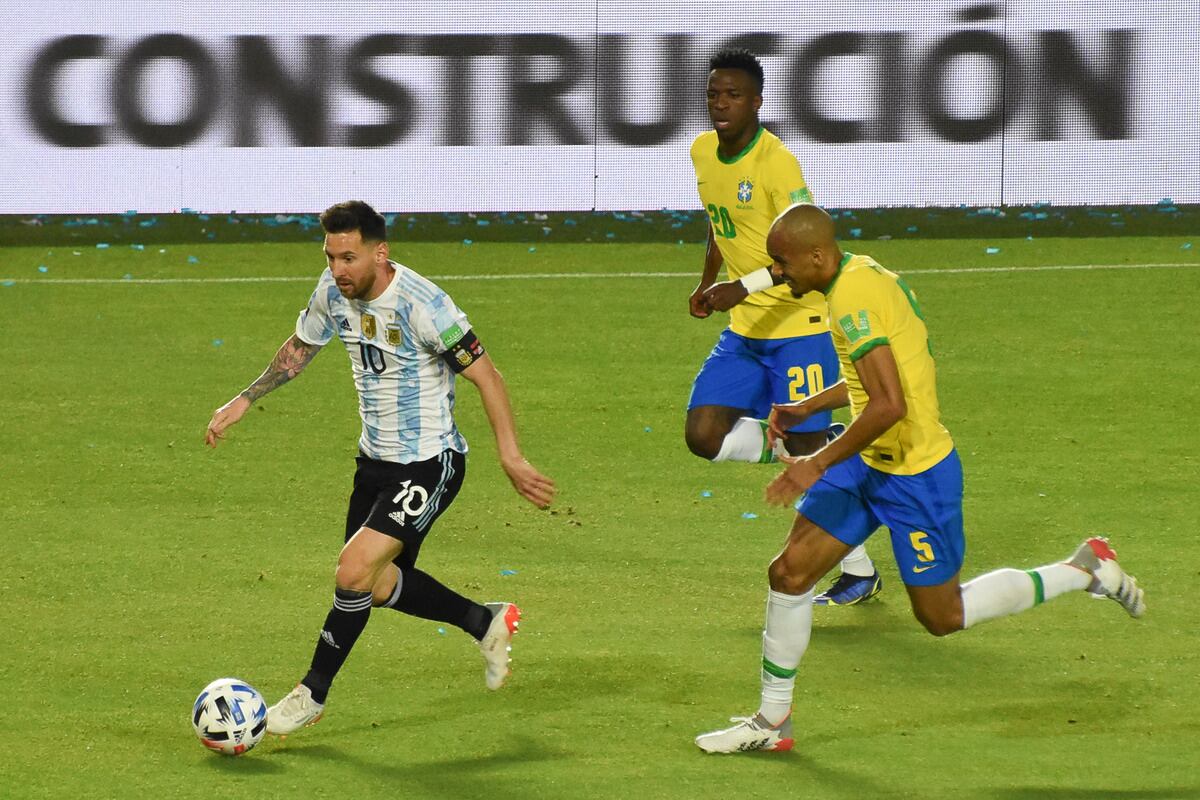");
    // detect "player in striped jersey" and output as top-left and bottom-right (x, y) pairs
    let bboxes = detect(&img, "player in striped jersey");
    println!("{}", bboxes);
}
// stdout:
(687, 48), (880, 605)
(695, 204), (1145, 754)
(205, 200), (555, 736)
